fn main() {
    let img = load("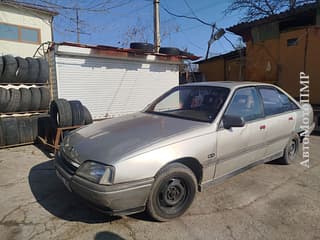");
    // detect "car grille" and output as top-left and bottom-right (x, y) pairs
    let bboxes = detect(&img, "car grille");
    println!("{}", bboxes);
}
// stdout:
(60, 150), (78, 174)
